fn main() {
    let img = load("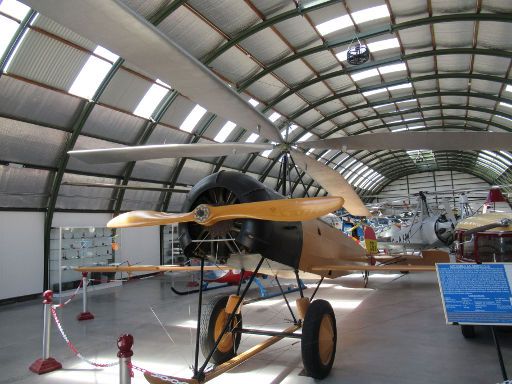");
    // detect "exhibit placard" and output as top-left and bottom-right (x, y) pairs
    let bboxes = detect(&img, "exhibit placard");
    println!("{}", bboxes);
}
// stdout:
(436, 263), (512, 326)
